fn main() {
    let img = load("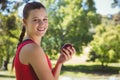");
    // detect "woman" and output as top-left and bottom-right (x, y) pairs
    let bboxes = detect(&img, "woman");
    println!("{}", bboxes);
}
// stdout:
(14, 2), (76, 80)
